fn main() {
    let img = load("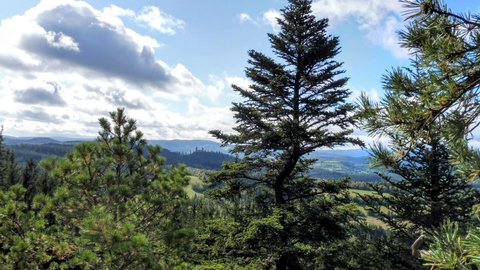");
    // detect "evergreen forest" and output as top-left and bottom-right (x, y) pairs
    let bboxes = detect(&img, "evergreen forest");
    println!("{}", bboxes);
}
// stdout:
(2, 0), (480, 269)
